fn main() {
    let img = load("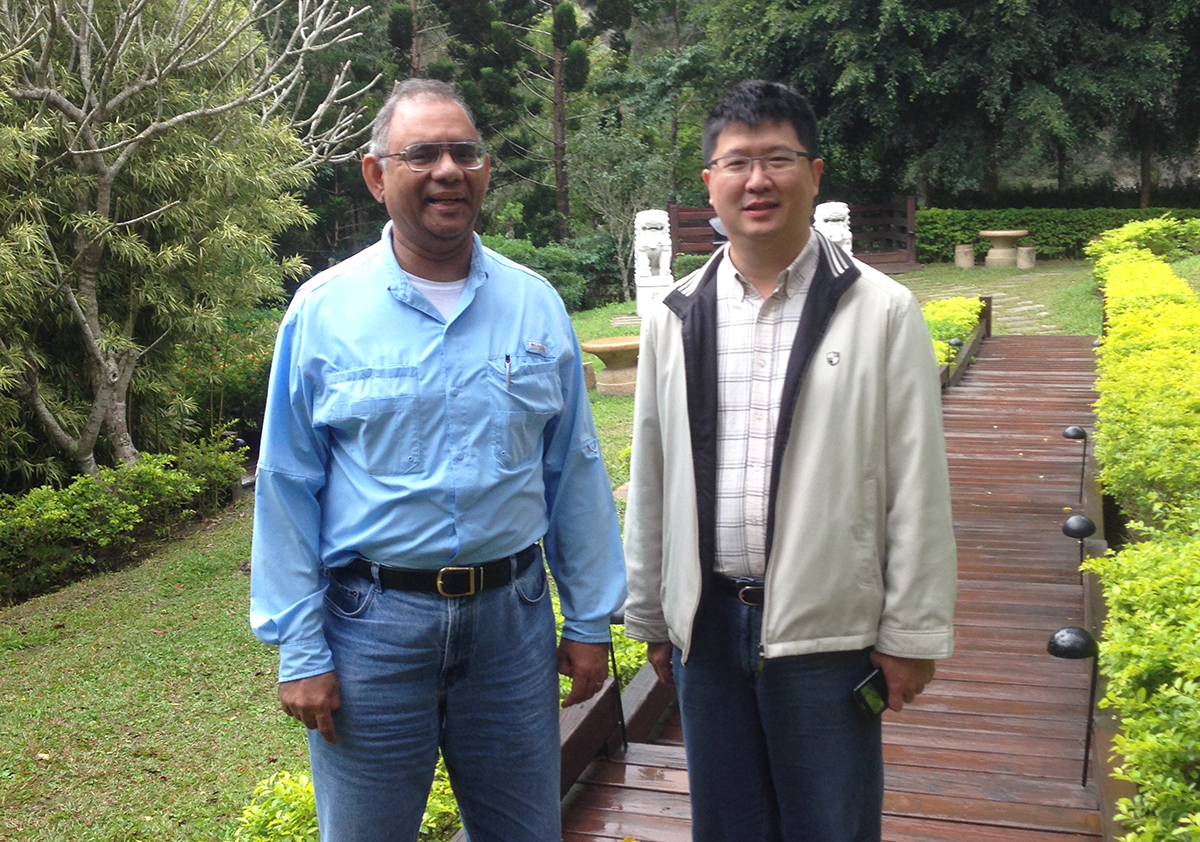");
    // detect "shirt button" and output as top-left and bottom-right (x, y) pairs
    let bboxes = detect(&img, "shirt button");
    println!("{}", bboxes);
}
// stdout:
(452, 387), (460, 396)
(757, 359), (767, 369)
(455, 453), (465, 462)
